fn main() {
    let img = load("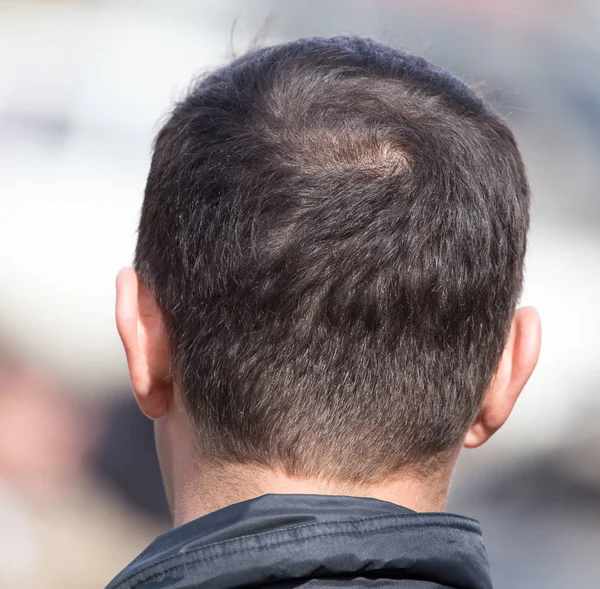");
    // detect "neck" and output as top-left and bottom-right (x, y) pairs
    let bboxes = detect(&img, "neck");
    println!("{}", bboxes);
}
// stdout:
(159, 402), (457, 527)
(170, 461), (454, 527)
